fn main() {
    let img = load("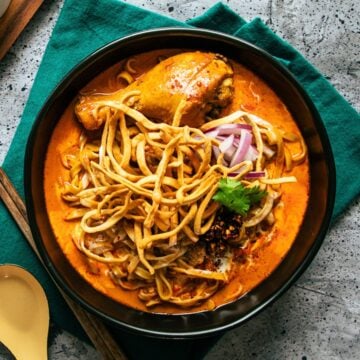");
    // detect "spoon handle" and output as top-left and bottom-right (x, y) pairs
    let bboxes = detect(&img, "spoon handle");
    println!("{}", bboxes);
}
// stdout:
(0, 168), (127, 360)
